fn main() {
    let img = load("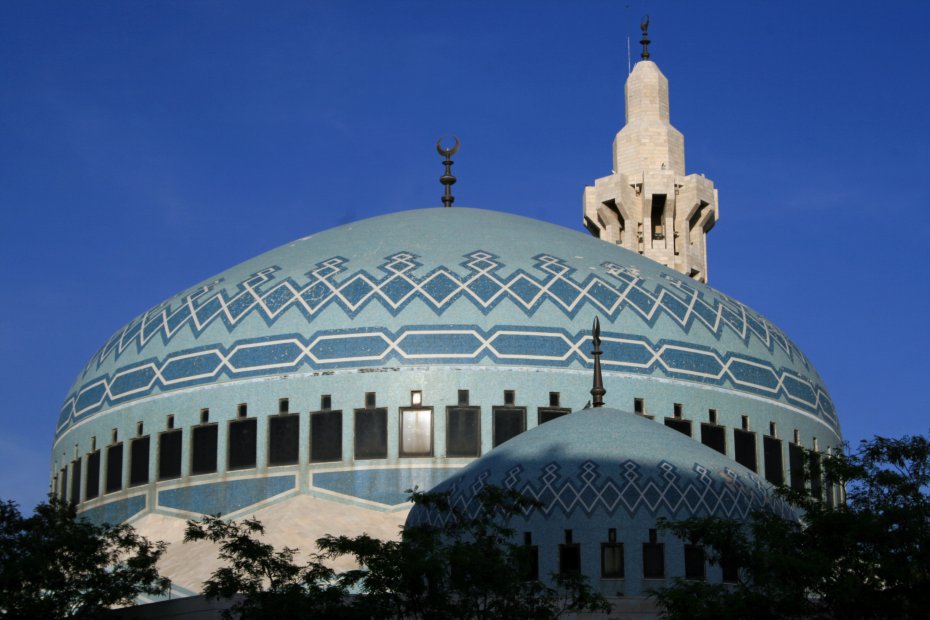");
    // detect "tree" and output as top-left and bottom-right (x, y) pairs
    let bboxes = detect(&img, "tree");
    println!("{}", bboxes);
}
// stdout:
(0, 496), (169, 619)
(184, 515), (350, 620)
(186, 485), (611, 620)
(650, 432), (930, 620)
